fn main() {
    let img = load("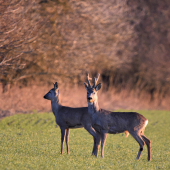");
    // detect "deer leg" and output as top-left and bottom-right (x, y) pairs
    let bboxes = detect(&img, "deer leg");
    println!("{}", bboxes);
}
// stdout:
(131, 132), (145, 160)
(141, 134), (151, 161)
(65, 128), (70, 154)
(95, 131), (101, 156)
(60, 127), (66, 154)
(92, 136), (96, 156)
(92, 133), (101, 157)
(101, 132), (107, 158)
(84, 126), (99, 157)
(94, 132), (101, 156)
